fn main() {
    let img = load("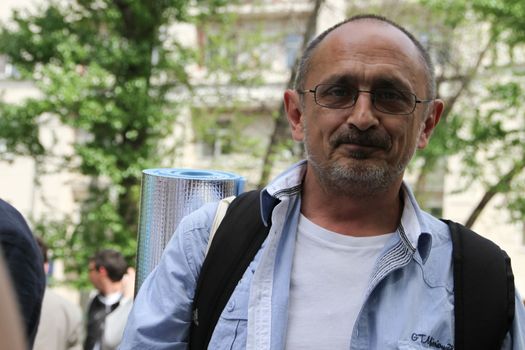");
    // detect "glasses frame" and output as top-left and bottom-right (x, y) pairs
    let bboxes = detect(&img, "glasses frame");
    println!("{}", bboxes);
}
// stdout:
(298, 83), (434, 115)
